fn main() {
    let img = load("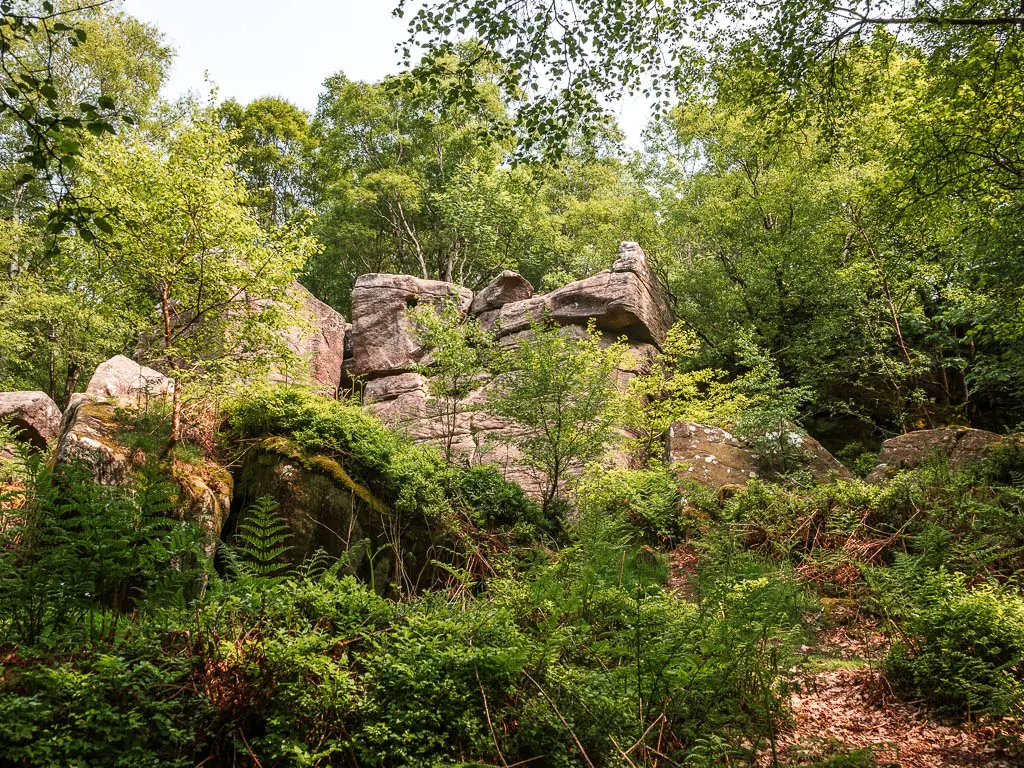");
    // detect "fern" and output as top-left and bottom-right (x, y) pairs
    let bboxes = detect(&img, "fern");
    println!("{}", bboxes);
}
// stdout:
(232, 496), (294, 579)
